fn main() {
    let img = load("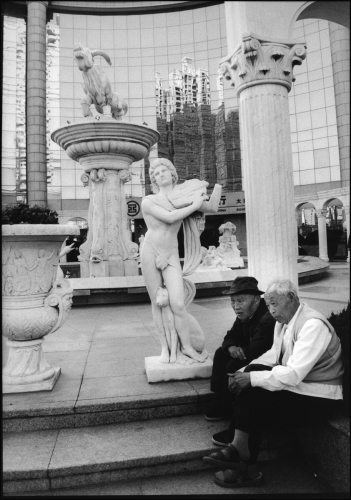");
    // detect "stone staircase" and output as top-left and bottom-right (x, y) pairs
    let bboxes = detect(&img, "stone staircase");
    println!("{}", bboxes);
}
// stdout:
(3, 391), (296, 494)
